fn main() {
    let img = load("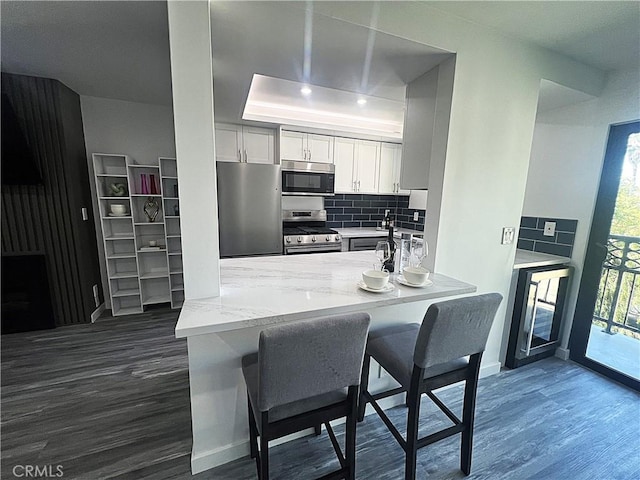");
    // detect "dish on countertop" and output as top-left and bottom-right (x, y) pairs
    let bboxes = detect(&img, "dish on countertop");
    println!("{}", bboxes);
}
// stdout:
(397, 276), (433, 288)
(357, 281), (395, 293)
